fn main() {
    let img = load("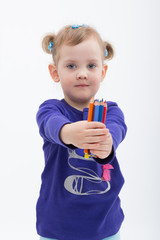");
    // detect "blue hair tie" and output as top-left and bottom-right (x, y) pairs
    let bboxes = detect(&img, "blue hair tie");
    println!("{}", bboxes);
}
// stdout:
(72, 24), (88, 29)
(105, 49), (108, 57)
(48, 41), (53, 53)
(72, 24), (79, 29)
